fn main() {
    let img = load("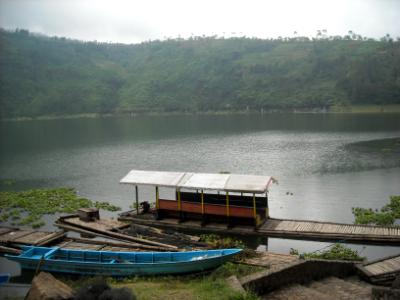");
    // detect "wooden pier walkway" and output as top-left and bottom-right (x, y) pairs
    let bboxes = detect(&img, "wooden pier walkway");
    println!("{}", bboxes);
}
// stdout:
(260, 218), (400, 244)
(0, 226), (65, 246)
(357, 253), (400, 285)
(118, 214), (400, 245)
